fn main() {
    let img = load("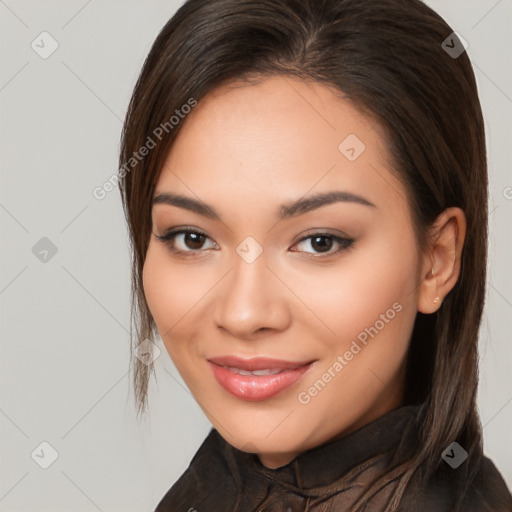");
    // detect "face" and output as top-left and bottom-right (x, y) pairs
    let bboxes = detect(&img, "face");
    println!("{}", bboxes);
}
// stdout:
(143, 76), (425, 468)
